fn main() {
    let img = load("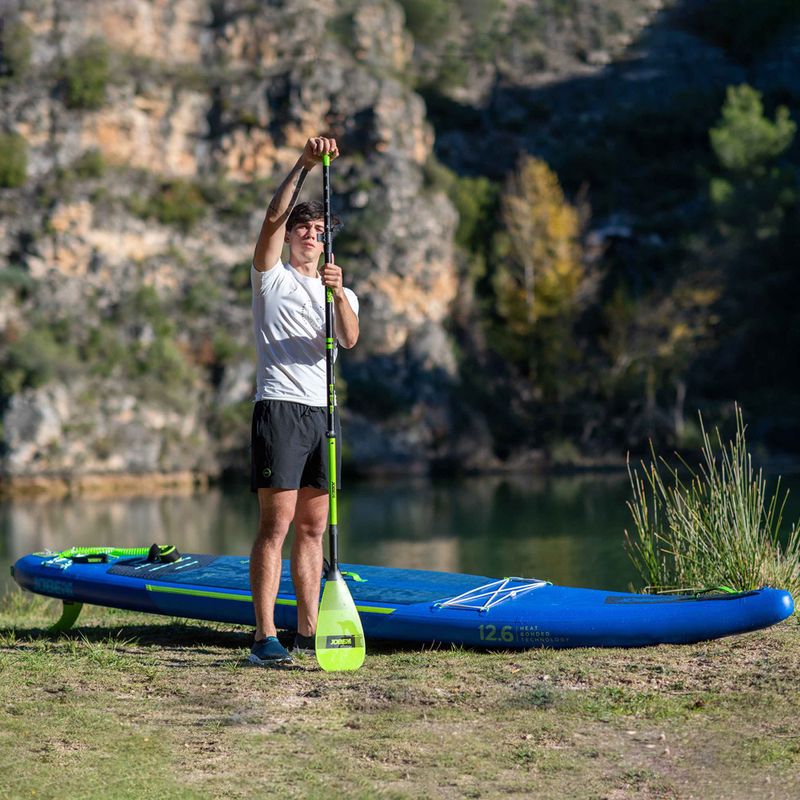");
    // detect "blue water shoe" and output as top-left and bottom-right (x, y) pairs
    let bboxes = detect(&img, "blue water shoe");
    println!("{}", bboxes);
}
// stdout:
(249, 636), (293, 666)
